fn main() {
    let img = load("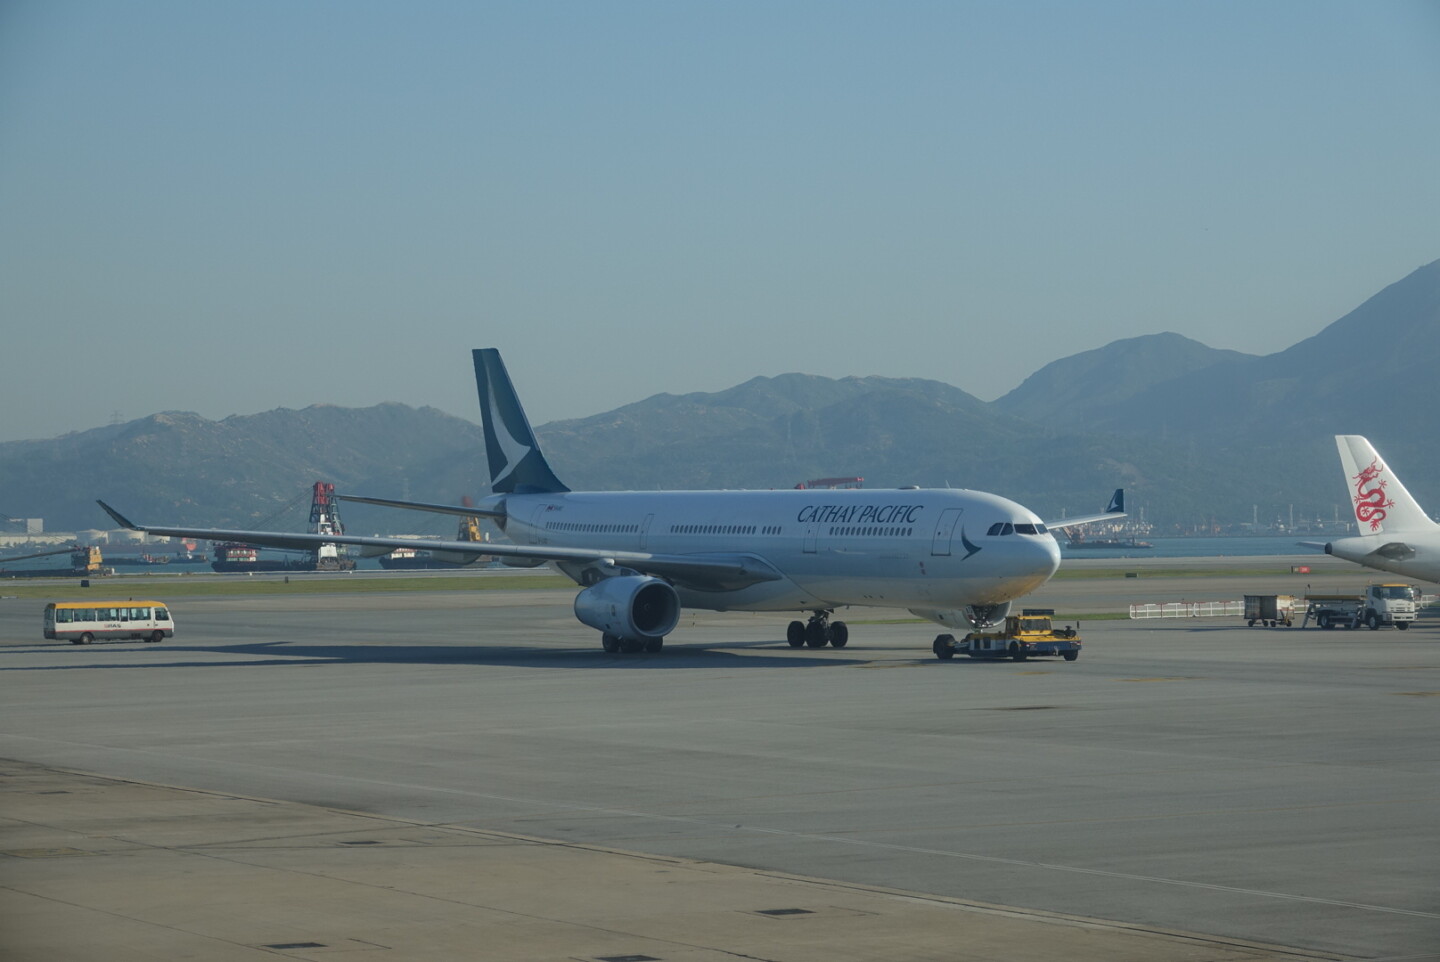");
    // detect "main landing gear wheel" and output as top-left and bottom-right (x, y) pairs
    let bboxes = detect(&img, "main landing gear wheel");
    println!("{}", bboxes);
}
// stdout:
(786, 621), (806, 648)
(805, 621), (828, 647)
(797, 610), (847, 648)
